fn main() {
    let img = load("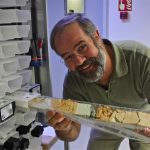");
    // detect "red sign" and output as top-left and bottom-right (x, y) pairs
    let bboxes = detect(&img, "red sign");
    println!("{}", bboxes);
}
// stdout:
(118, 0), (132, 11)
